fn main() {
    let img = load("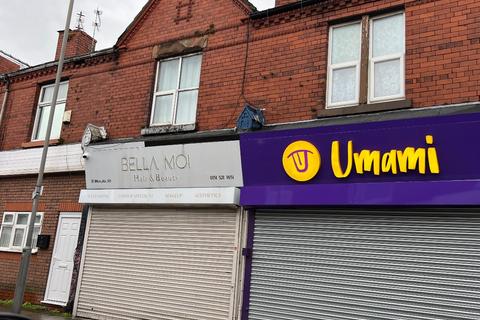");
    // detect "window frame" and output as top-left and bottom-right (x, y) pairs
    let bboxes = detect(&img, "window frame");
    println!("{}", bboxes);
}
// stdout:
(0, 212), (43, 252)
(31, 81), (69, 142)
(326, 20), (363, 109)
(368, 11), (405, 104)
(150, 53), (202, 127)
(326, 11), (405, 109)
